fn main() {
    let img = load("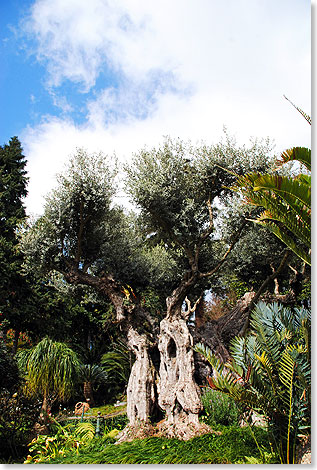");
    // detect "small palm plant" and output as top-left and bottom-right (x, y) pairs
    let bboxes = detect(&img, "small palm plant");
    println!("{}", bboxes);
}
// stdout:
(195, 302), (311, 464)
(101, 340), (133, 391)
(17, 337), (80, 420)
(78, 364), (108, 407)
